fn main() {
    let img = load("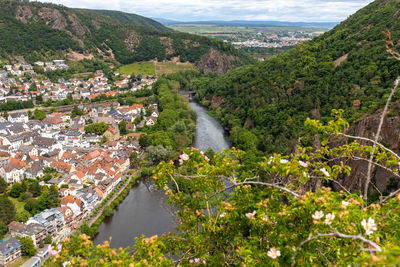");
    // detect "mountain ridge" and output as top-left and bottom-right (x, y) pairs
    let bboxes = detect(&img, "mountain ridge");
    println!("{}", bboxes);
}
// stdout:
(0, 0), (252, 72)
(154, 19), (338, 29)
(194, 0), (400, 156)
